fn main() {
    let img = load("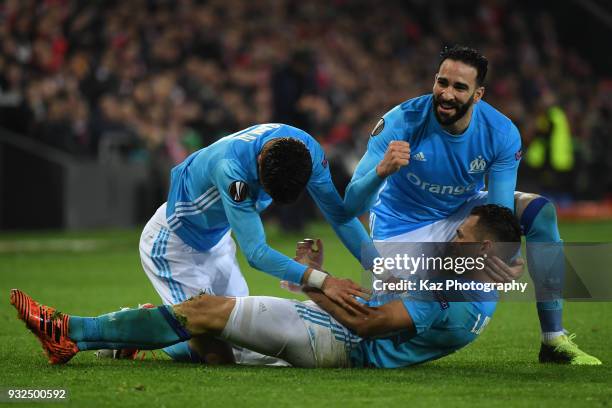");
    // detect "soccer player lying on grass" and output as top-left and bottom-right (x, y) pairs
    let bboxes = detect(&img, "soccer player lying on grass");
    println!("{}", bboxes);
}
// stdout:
(12, 204), (521, 368)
